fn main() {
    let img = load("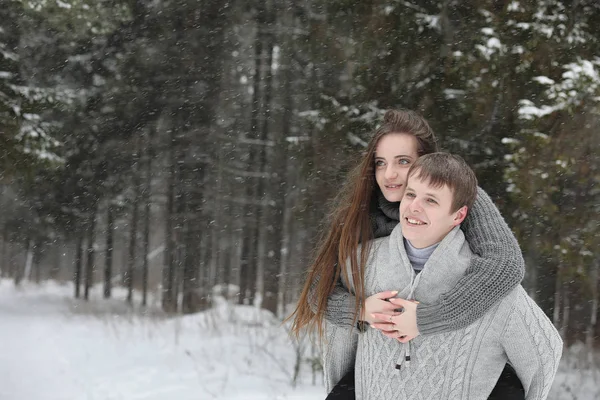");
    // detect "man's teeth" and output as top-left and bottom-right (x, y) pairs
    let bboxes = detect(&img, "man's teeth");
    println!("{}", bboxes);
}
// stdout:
(407, 218), (425, 225)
